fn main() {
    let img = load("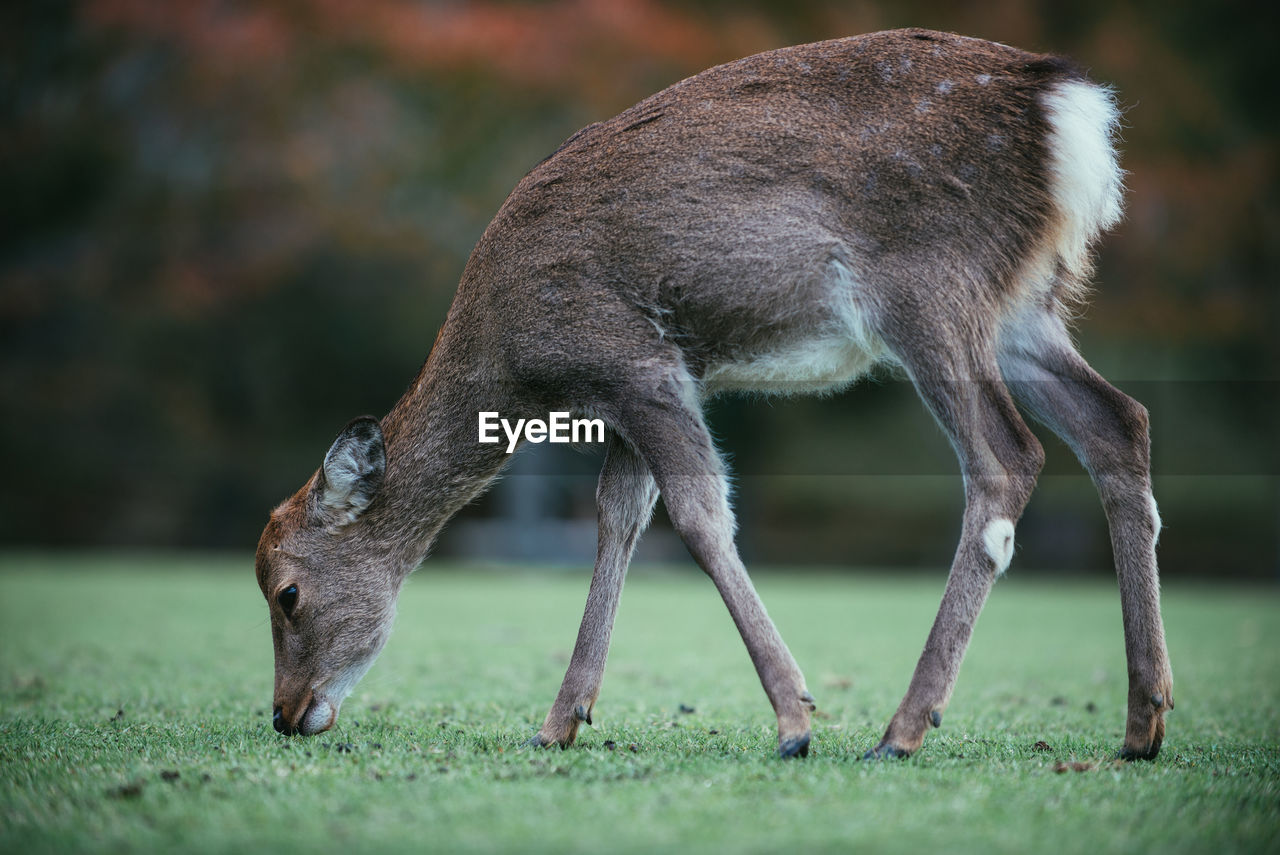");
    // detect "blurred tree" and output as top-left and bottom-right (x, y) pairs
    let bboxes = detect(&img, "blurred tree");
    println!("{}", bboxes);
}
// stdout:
(1, 0), (1274, 574)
